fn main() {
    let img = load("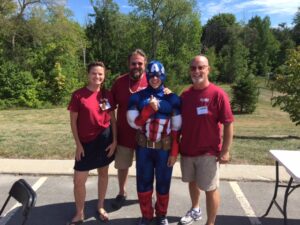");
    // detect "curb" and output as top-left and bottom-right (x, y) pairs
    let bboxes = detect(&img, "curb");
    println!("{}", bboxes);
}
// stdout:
(0, 159), (291, 182)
